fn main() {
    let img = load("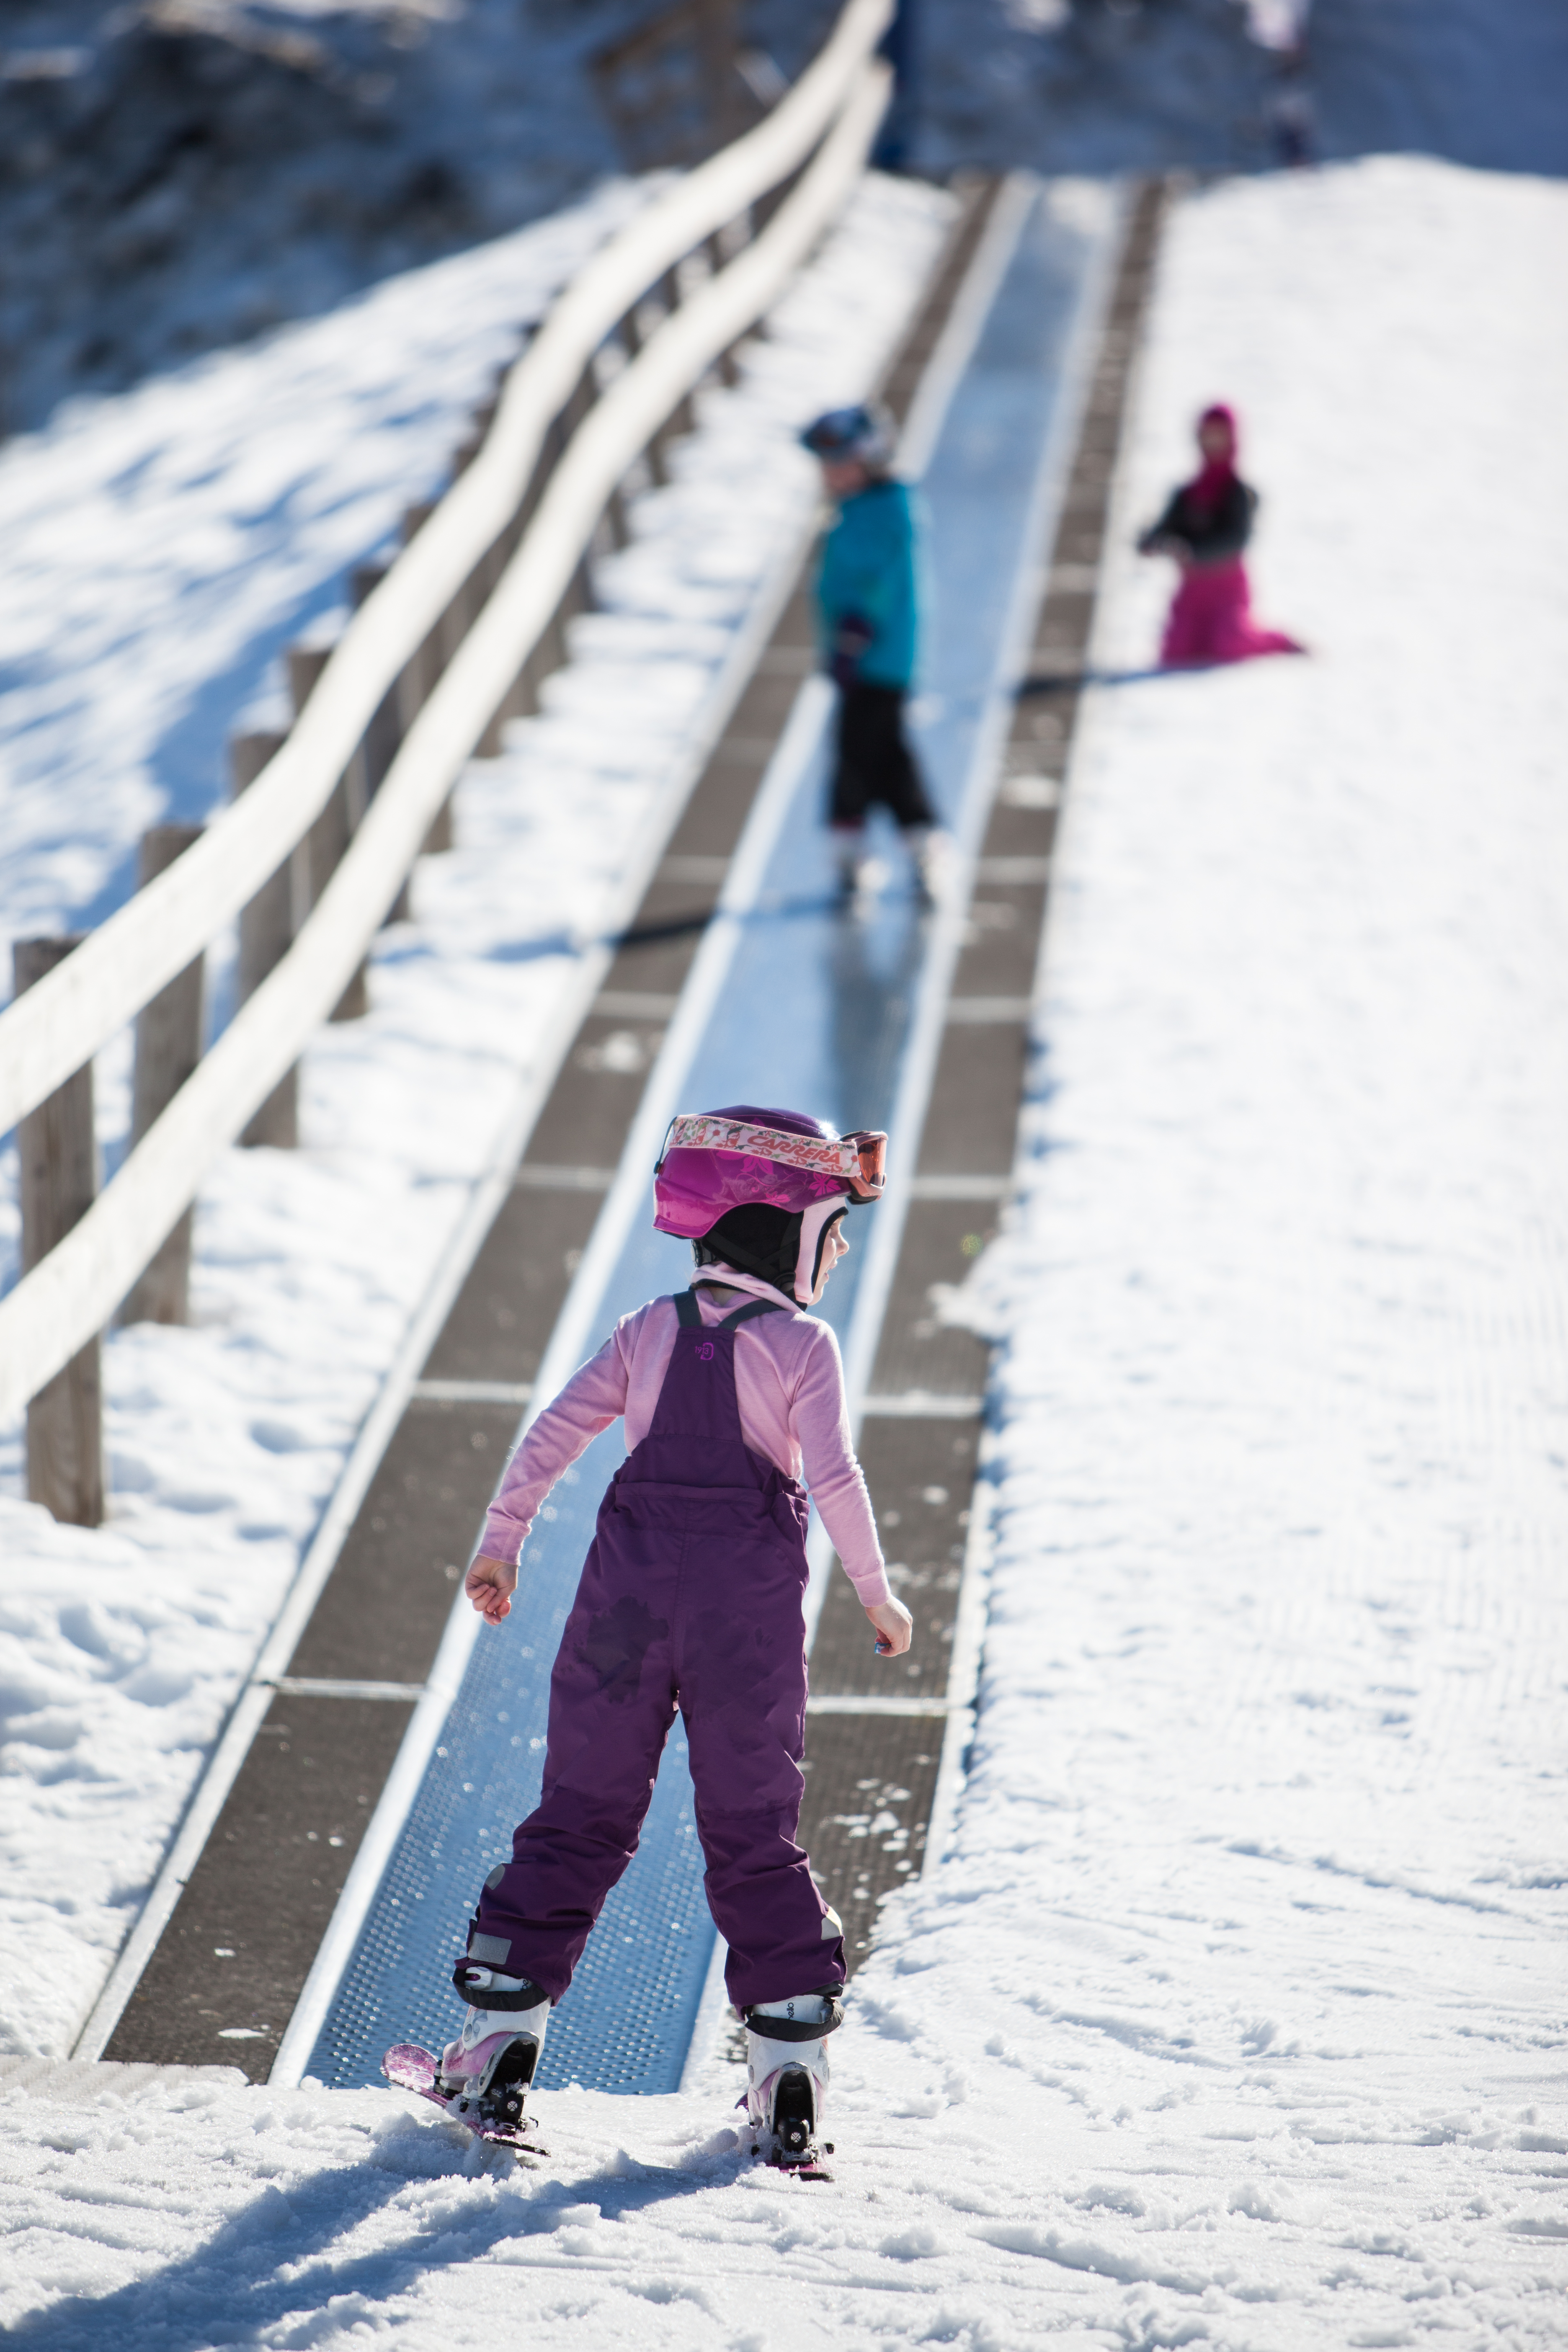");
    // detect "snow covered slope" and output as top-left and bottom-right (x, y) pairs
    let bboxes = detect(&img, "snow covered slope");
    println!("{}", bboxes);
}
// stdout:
(0, 179), (641, 947)
(922, 151), (1568, 2340)
(0, 0), (639, 437)
(903, 0), (1568, 181)
(2, 154), (1564, 2349)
